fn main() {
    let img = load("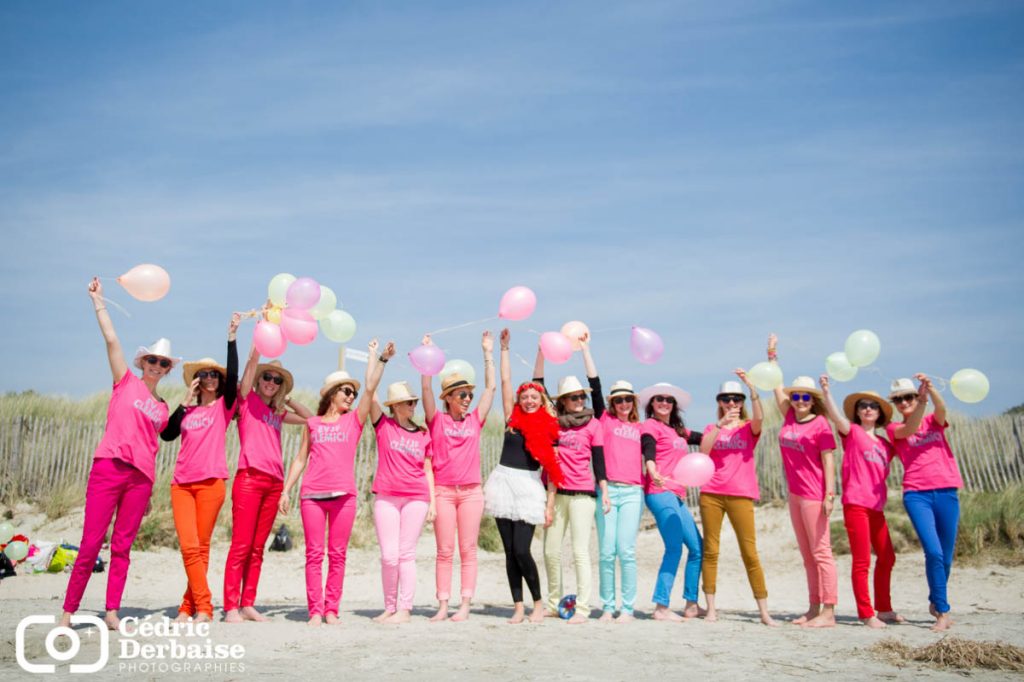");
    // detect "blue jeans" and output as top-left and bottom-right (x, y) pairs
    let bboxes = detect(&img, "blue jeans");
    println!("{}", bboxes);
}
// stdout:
(903, 488), (959, 614)
(645, 491), (703, 605)
(595, 485), (643, 614)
